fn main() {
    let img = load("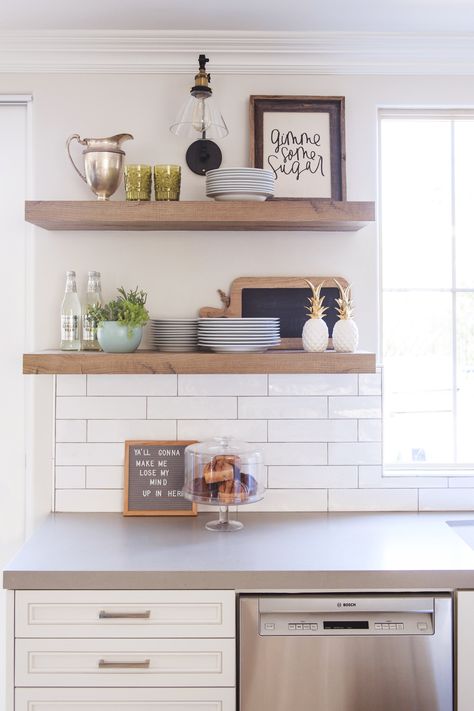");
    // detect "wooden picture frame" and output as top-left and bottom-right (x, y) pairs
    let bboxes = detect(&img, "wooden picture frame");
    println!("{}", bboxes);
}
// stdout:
(249, 95), (346, 200)
(123, 440), (197, 516)
(199, 276), (349, 350)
